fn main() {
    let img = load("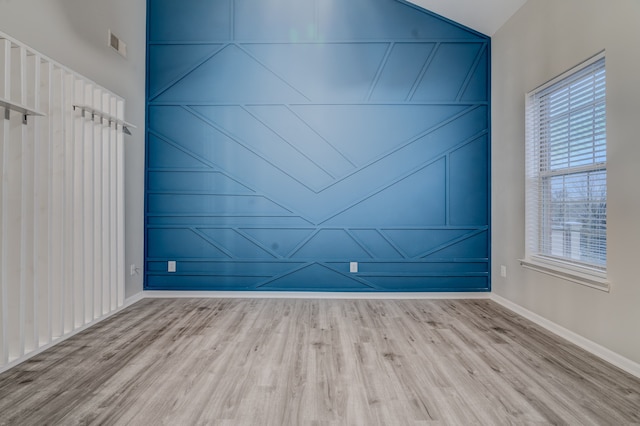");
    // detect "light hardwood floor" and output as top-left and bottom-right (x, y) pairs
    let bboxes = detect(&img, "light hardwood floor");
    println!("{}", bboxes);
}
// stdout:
(0, 298), (639, 425)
